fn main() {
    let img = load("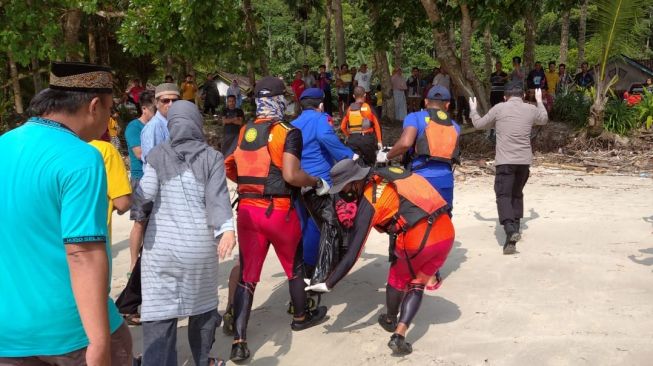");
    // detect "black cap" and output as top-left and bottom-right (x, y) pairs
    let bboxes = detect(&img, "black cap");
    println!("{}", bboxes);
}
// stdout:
(49, 62), (113, 93)
(254, 76), (286, 98)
